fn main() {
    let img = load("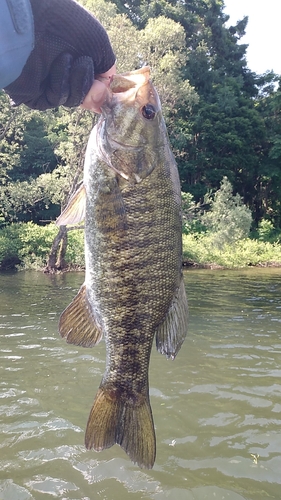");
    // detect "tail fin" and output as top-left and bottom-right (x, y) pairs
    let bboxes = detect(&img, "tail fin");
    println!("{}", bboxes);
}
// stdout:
(85, 386), (156, 469)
